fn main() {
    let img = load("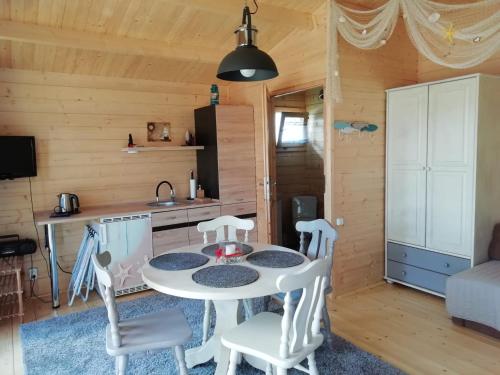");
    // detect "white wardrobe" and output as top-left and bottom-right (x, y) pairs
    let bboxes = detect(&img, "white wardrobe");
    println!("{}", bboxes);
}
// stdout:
(385, 74), (500, 296)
